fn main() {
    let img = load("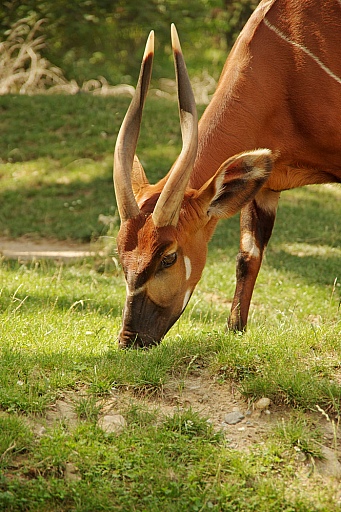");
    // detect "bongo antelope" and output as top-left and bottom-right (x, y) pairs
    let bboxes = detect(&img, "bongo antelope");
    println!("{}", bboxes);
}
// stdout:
(114, 0), (341, 347)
